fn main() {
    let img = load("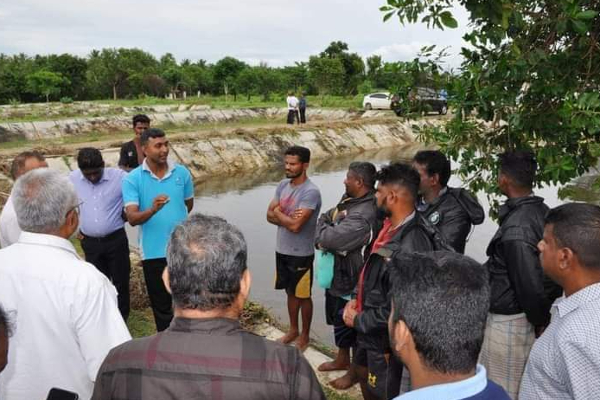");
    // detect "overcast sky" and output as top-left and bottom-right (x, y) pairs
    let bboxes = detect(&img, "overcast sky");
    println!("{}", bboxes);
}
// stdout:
(0, 0), (470, 70)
